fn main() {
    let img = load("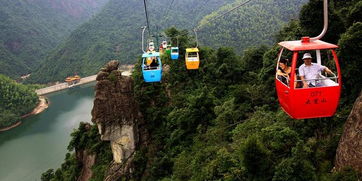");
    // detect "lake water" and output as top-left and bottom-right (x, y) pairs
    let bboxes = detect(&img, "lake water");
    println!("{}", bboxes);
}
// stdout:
(0, 84), (95, 181)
